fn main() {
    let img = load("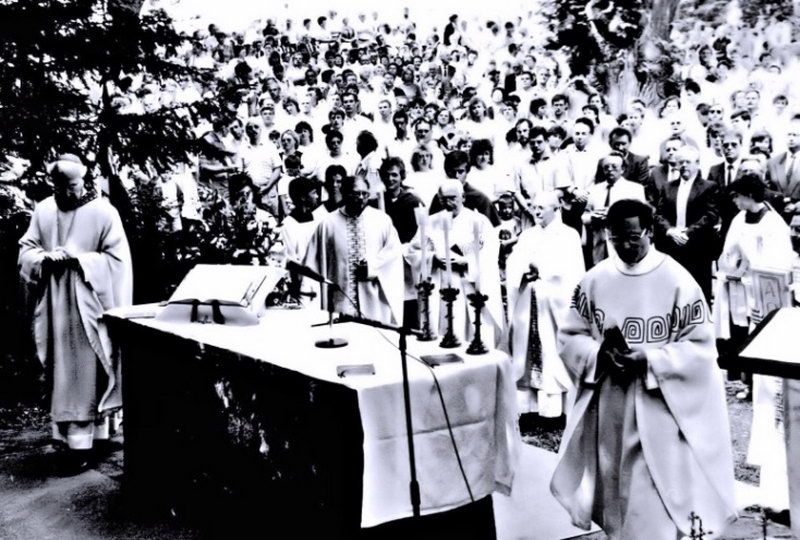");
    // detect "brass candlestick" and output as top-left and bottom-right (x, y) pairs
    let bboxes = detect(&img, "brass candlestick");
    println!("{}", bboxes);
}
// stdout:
(416, 278), (437, 341)
(439, 287), (461, 348)
(466, 291), (489, 355)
